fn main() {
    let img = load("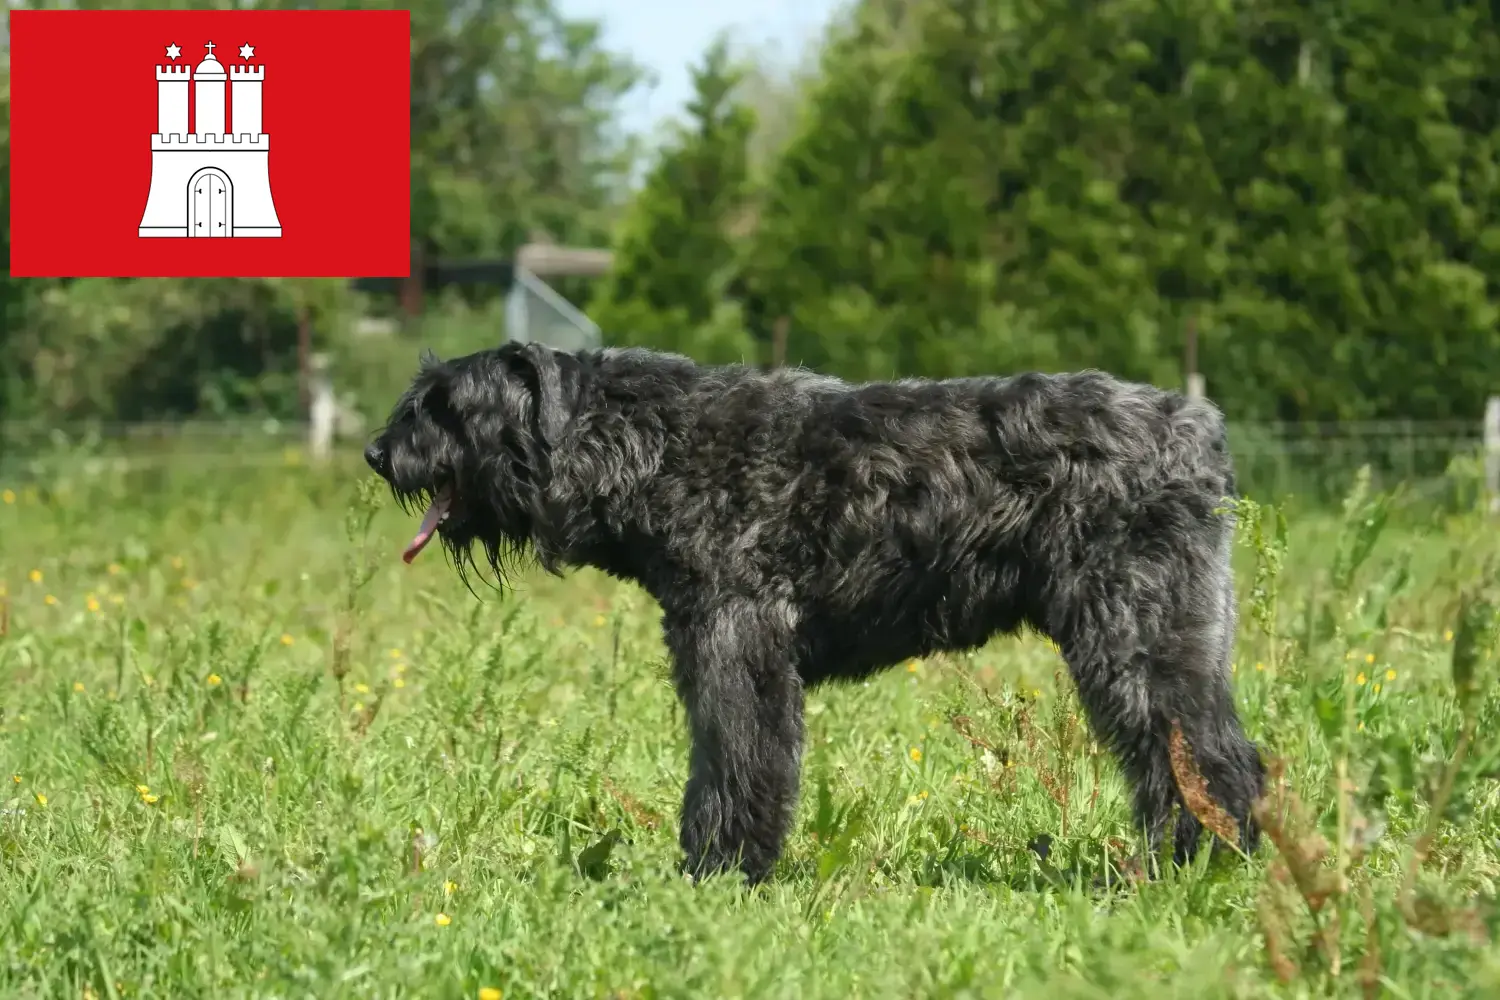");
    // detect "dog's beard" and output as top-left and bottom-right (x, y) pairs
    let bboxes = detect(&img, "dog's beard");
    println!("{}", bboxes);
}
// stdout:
(401, 485), (452, 564)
